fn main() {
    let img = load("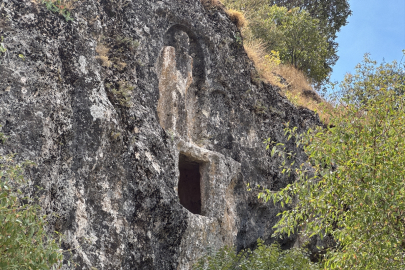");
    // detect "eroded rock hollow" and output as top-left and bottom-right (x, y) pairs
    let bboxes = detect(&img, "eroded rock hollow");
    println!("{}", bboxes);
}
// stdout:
(0, 0), (320, 269)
